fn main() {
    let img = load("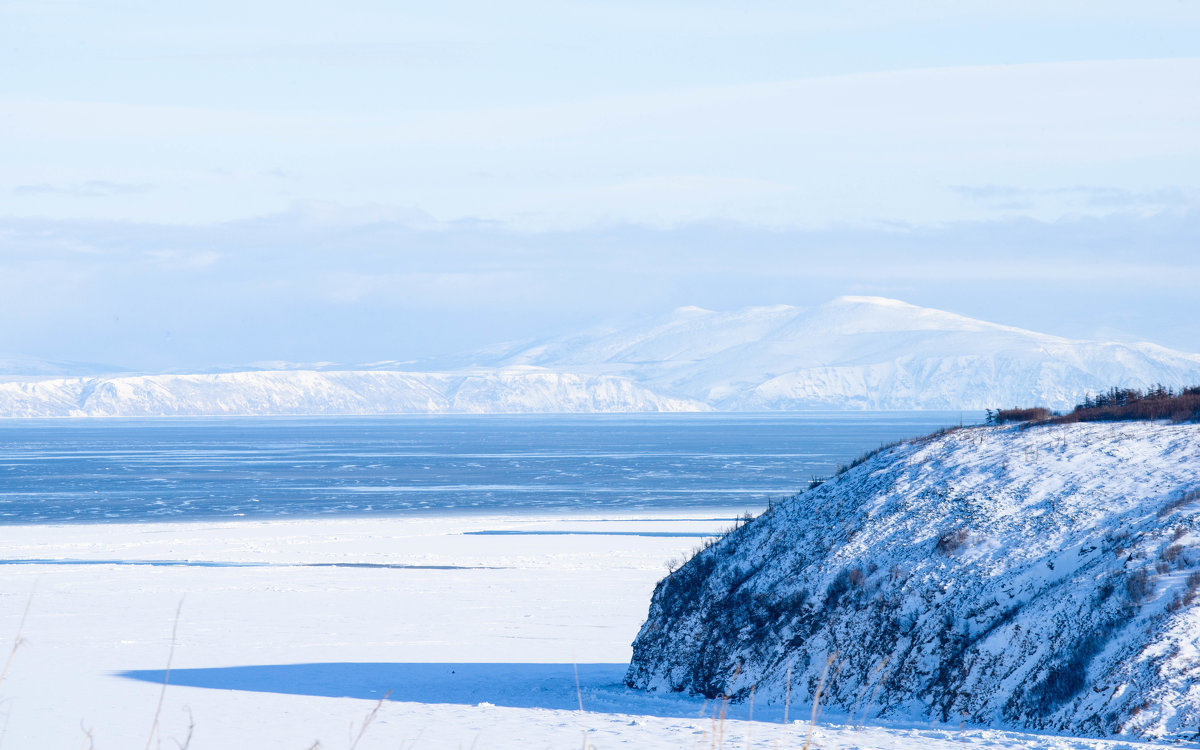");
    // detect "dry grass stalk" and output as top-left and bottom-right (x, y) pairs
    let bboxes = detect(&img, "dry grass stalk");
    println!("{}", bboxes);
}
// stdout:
(747, 684), (755, 749)
(0, 590), (33, 690)
(348, 691), (390, 750)
(857, 654), (895, 730)
(713, 693), (729, 750)
(144, 599), (184, 750)
(573, 661), (590, 750)
(711, 661), (740, 750)
(847, 655), (890, 728)
(783, 659), (792, 724)
(2, 596), (41, 750)
(801, 652), (838, 750)
(175, 707), (194, 750)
